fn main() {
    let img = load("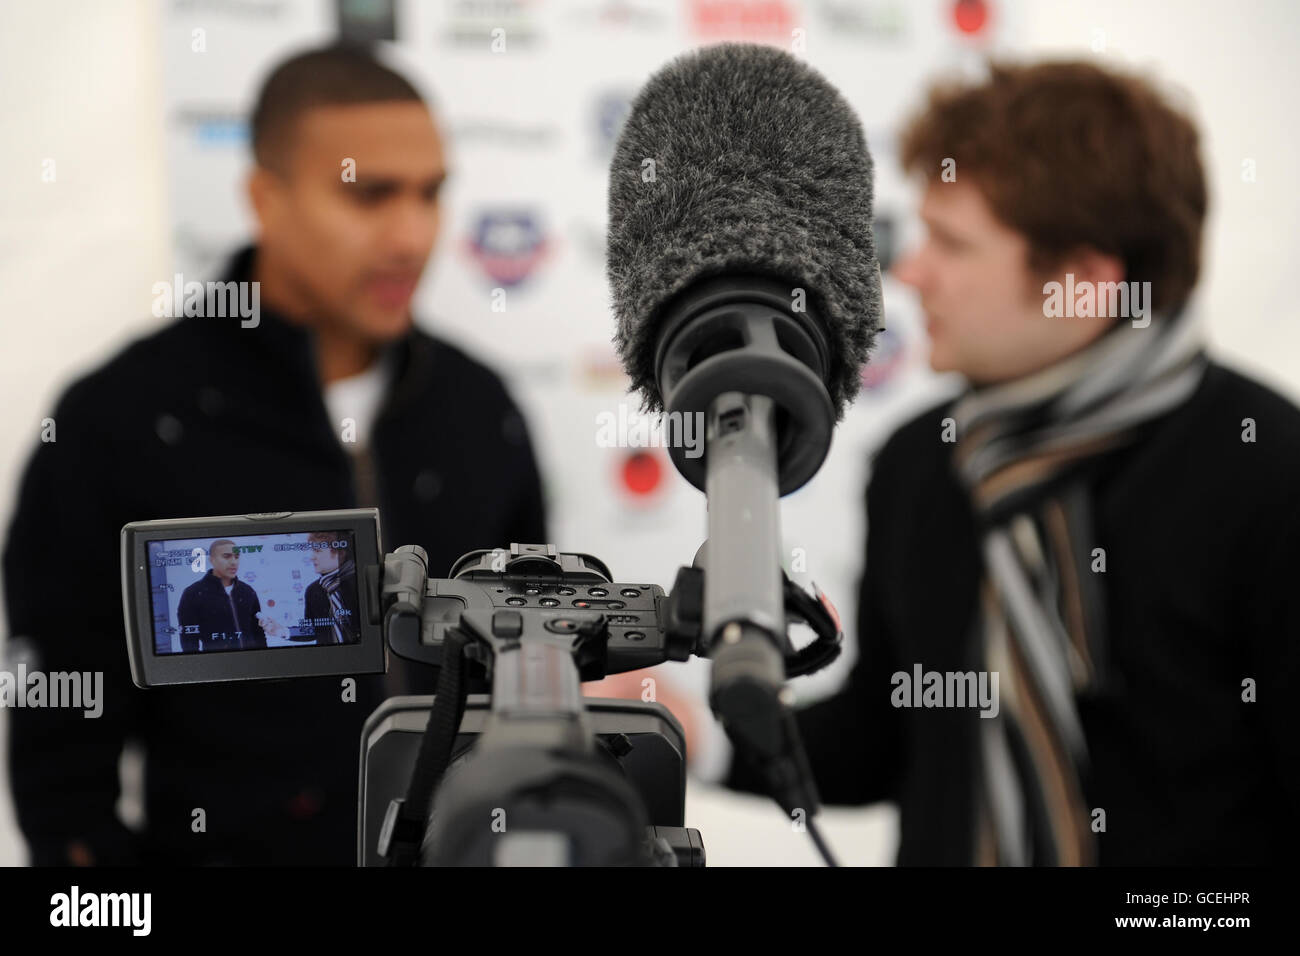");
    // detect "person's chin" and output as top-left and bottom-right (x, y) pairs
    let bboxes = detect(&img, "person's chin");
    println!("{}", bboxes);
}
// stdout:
(926, 340), (955, 374)
(358, 307), (414, 342)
